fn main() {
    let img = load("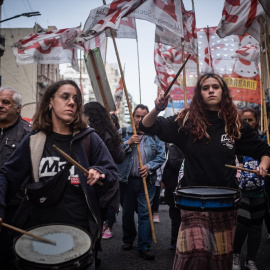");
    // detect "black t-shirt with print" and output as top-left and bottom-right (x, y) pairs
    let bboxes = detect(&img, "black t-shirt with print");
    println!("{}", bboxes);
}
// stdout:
(30, 132), (90, 230)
